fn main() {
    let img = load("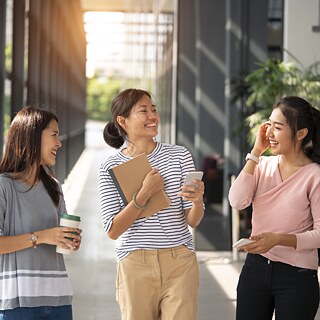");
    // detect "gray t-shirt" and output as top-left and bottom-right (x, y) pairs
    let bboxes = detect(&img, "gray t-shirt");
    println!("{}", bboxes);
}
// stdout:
(0, 174), (73, 310)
